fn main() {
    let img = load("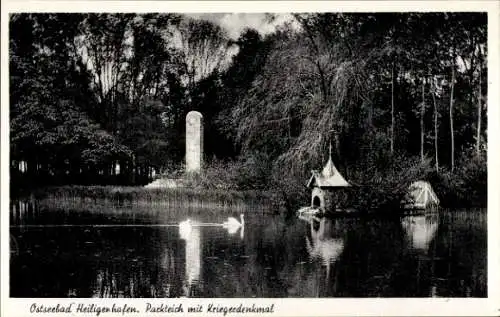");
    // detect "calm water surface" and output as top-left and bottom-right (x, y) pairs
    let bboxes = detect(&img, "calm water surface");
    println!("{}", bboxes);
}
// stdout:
(10, 203), (486, 298)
